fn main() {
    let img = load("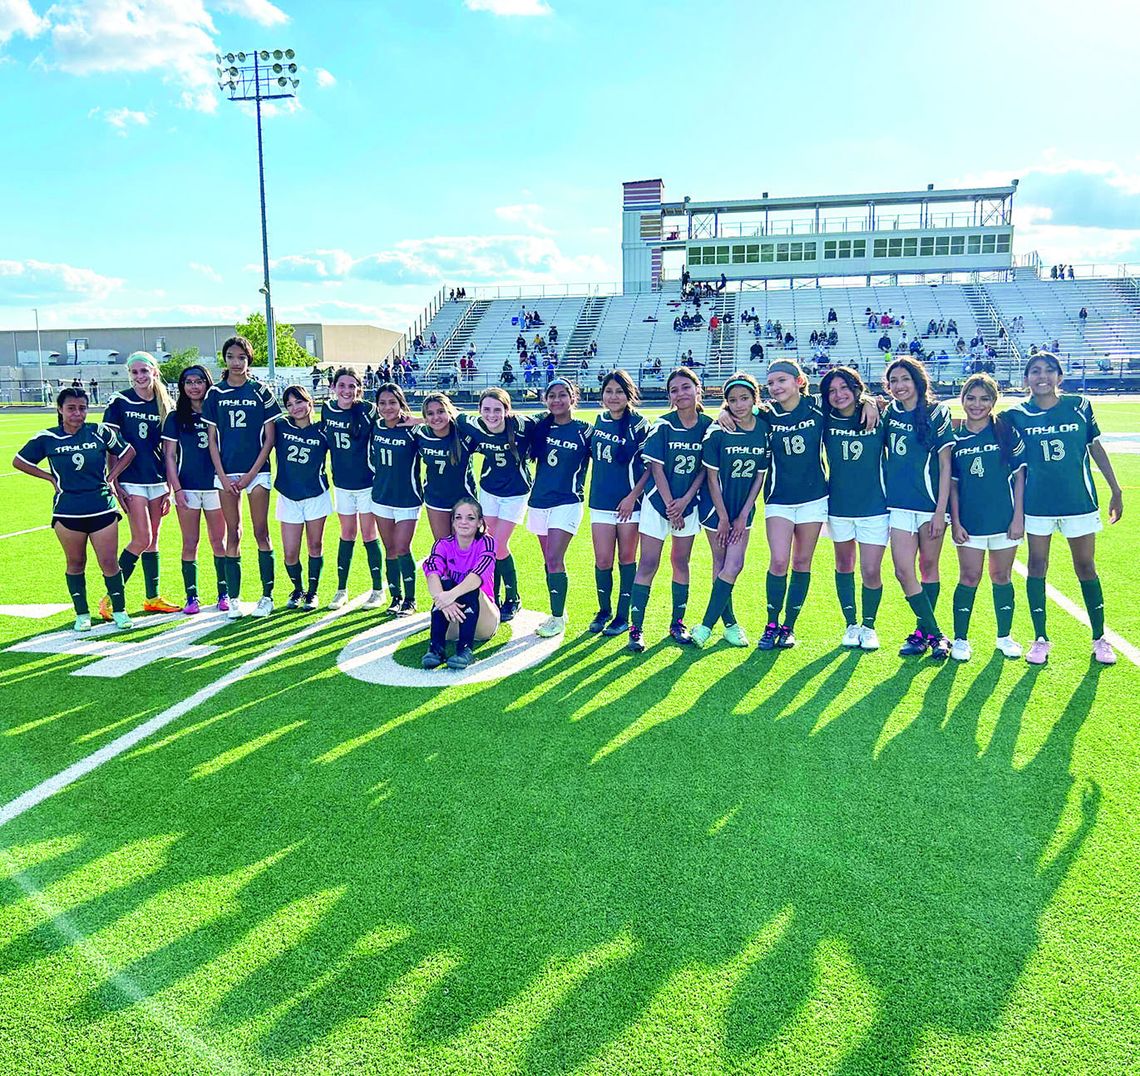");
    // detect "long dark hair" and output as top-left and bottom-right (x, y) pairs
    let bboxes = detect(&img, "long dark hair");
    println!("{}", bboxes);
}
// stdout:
(819, 365), (866, 418)
(375, 381), (411, 418)
(961, 372), (1016, 469)
(175, 365), (214, 431)
(599, 369), (641, 452)
(885, 356), (937, 449)
(219, 335), (255, 382)
(665, 366), (704, 411)
(422, 391), (463, 465)
(56, 387), (88, 423)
